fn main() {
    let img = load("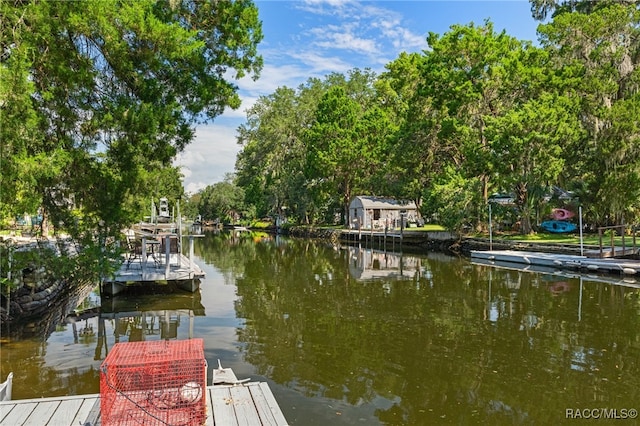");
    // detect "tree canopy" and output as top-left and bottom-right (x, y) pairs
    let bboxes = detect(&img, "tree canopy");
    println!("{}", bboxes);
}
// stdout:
(229, 1), (640, 233)
(5, 0), (639, 236)
(1, 0), (262, 240)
